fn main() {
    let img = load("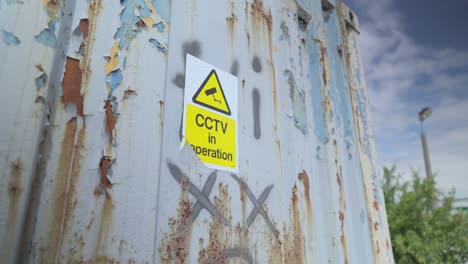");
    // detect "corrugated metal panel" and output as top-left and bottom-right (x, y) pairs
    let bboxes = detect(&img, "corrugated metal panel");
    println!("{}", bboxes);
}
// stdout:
(0, 0), (394, 263)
